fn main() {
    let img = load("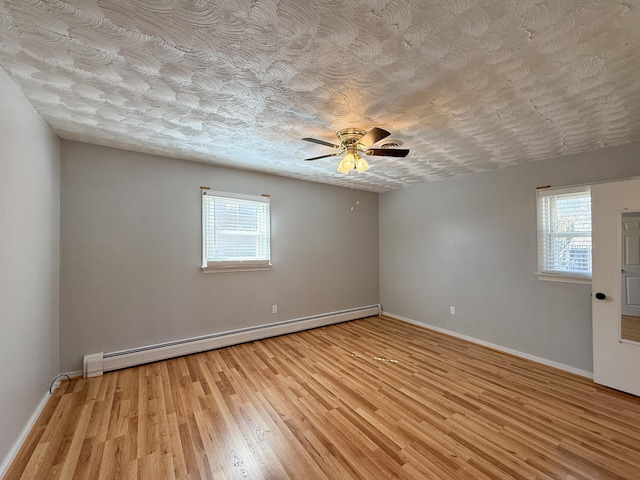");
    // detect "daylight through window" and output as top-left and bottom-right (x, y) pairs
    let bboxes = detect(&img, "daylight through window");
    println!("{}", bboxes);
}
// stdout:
(537, 186), (592, 281)
(202, 191), (271, 272)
